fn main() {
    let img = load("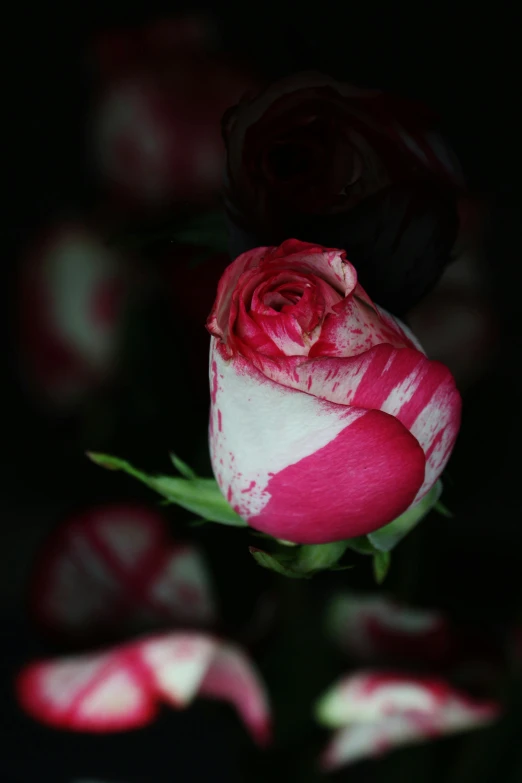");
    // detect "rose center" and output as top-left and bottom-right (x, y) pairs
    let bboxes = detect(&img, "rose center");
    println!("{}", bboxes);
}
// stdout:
(264, 285), (304, 311)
